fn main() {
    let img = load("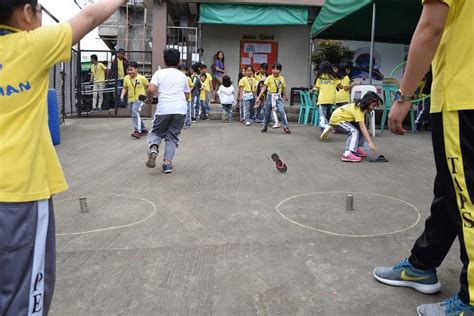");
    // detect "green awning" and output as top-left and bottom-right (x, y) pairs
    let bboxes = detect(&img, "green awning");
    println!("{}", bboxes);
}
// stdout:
(311, 0), (422, 44)
(199, 4), (308, 26)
